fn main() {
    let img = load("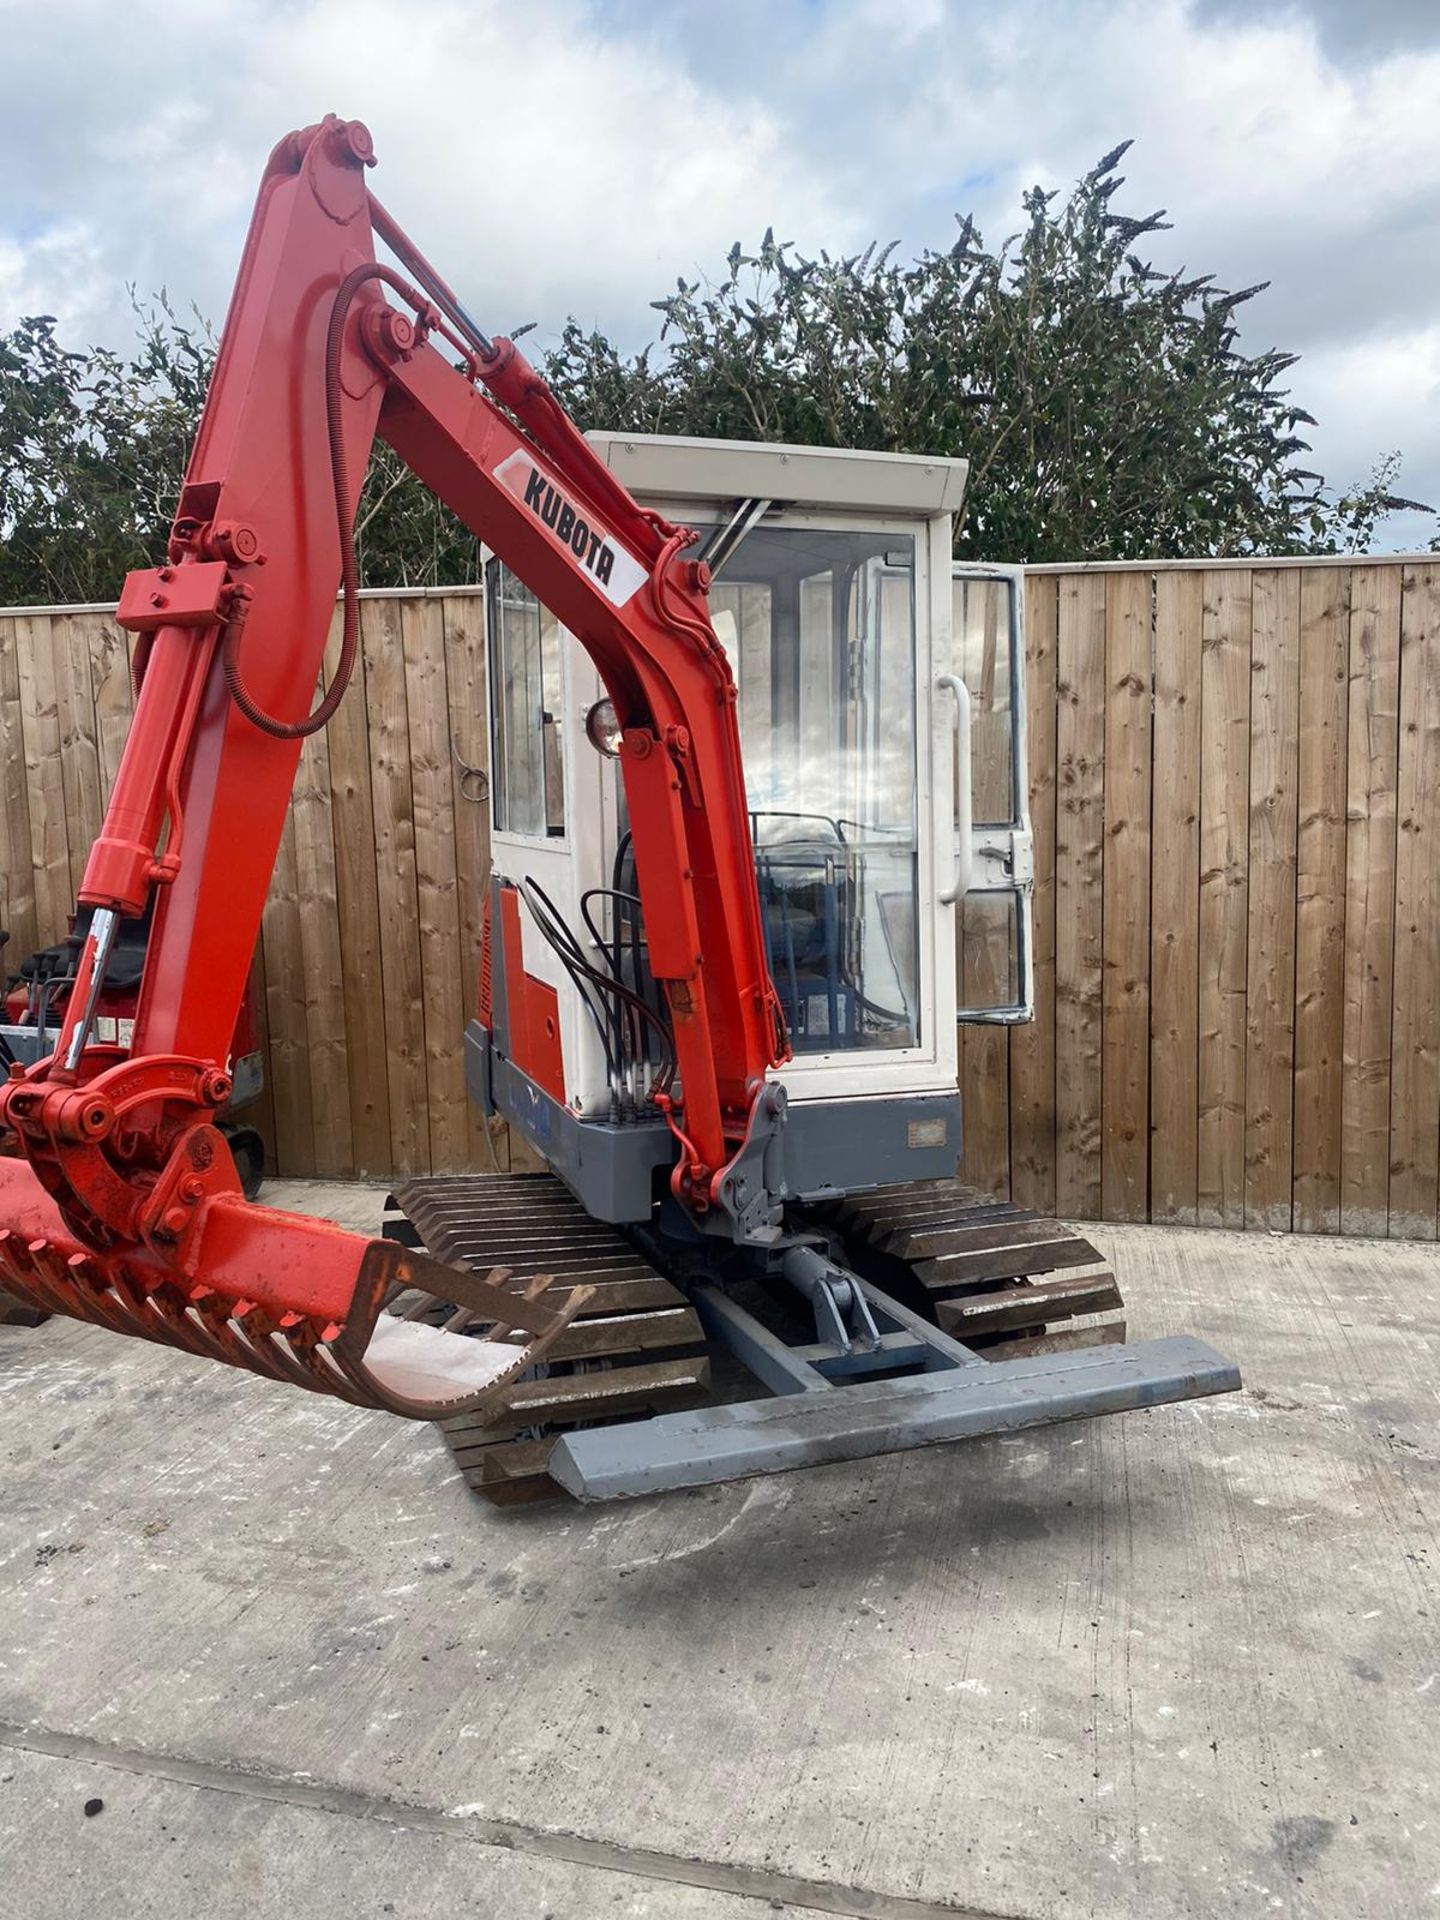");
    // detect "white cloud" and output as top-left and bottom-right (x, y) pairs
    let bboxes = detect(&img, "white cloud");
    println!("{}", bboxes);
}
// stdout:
(0, 221), (111, 337)
(1299, 321), (1440, 535)
(0, 0), (850, 350)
